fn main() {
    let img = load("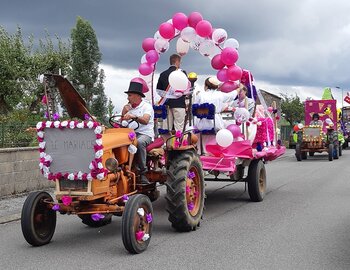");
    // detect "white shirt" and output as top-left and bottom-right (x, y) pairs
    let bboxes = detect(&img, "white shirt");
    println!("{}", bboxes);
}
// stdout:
(127, 100), (154, 139)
